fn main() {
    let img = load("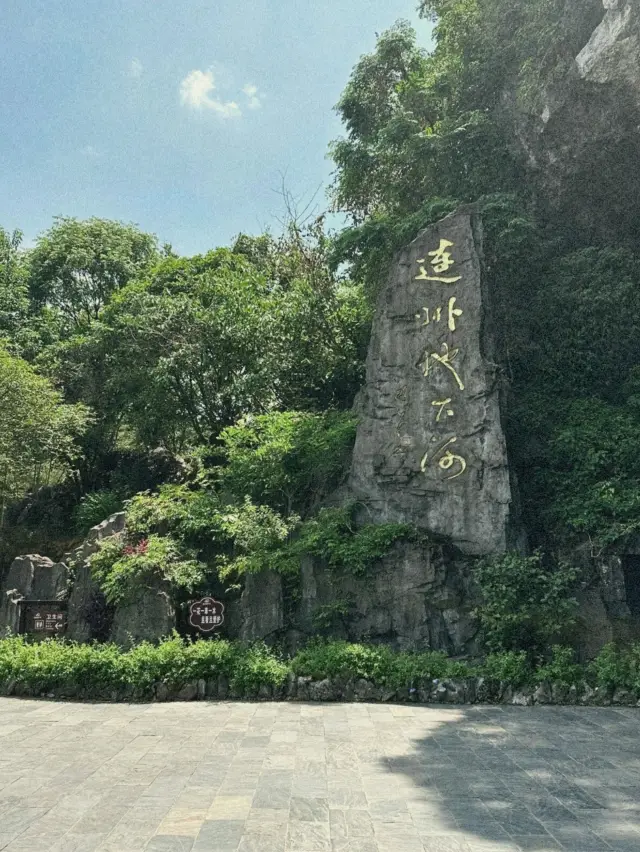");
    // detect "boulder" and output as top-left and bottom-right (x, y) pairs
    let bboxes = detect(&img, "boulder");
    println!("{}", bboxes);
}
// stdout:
(109, 587), (175, 648)
(0, 555), (68, 635)
(66, 513), (126, 642)
(348, 207), (518, 556)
